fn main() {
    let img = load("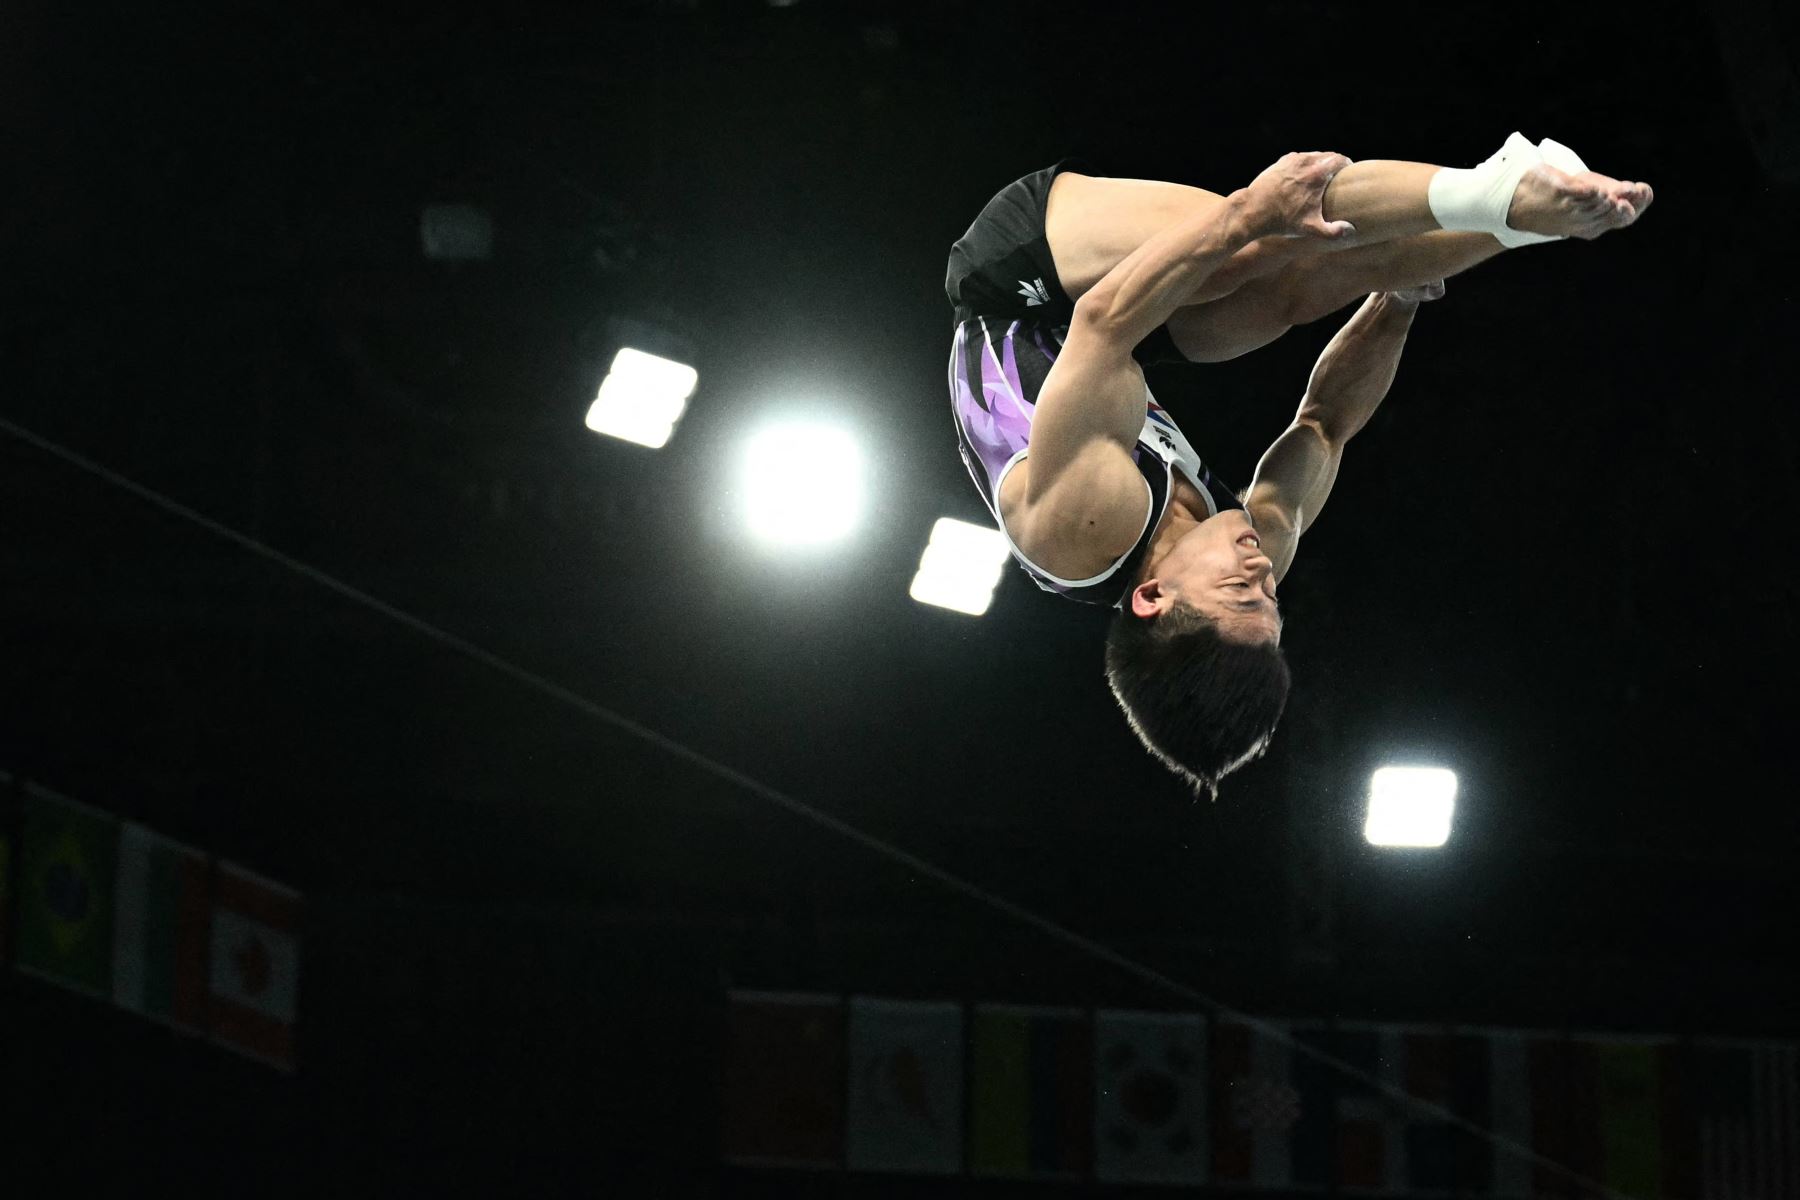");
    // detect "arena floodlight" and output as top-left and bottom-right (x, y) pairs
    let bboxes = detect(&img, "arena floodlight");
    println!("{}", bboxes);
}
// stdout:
(909, 518), (1010, 616)
(585, 348), (698, 450)
(742, 421), (864, 546)
(1364, 766), (1458, 848)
